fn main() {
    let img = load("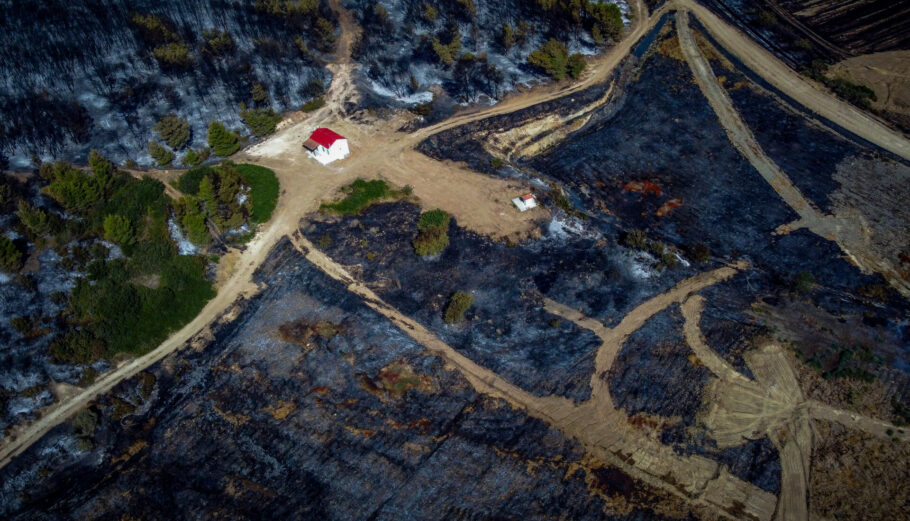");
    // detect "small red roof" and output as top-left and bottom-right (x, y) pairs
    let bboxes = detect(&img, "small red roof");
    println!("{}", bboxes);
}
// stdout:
(520, 194), (535, 201)
(308, 127), (345, 148)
